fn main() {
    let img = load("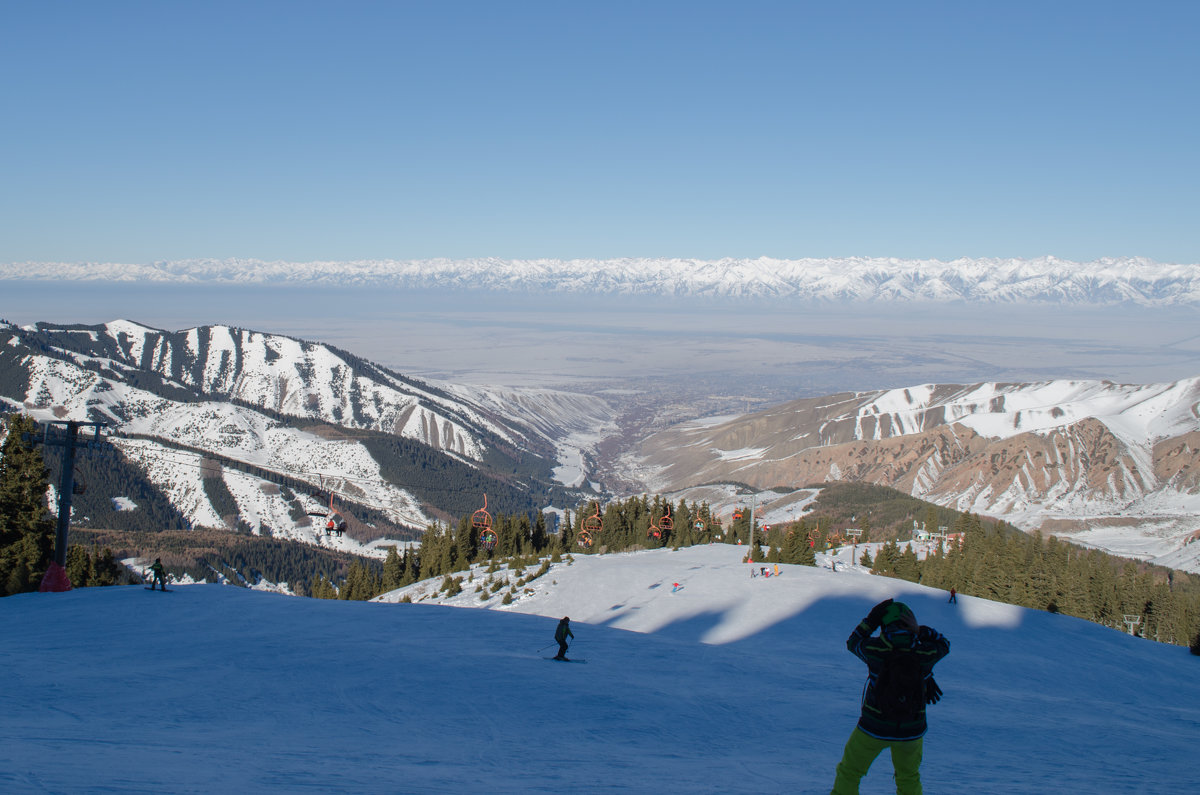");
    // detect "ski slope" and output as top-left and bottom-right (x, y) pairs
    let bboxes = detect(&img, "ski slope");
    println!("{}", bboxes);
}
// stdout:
(2, 545), (1197, 793)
